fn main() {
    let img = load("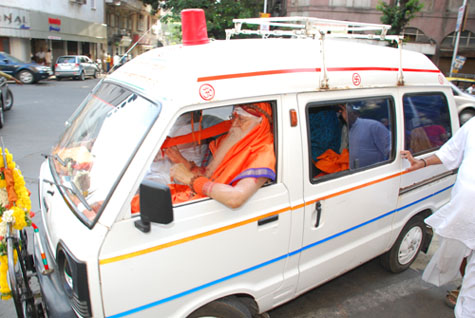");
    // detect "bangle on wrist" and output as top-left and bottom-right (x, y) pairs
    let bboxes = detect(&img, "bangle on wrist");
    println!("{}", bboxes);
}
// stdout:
(421, 158), (427, 167)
